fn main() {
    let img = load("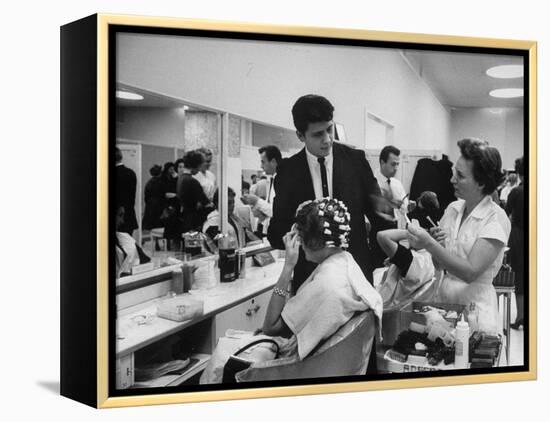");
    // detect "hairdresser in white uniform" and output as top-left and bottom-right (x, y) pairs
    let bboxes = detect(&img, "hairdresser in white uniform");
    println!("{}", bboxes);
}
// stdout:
(407, 138), (511, 334)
